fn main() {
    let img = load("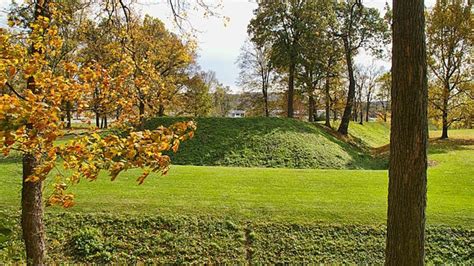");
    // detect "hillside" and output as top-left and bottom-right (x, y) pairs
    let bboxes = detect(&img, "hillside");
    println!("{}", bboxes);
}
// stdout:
(145, 117), (386, 169)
